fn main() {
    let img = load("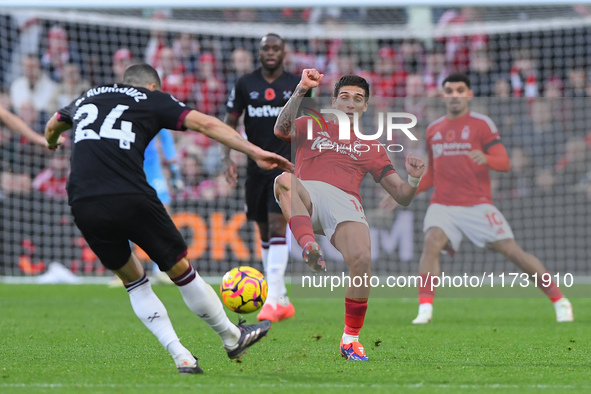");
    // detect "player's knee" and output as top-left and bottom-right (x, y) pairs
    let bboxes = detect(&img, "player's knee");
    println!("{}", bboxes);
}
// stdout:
(423, 230), (447, 253)
(274, 172), (292, 197)
(492, 239), (521, 260)
(345, 249), (372, 273)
